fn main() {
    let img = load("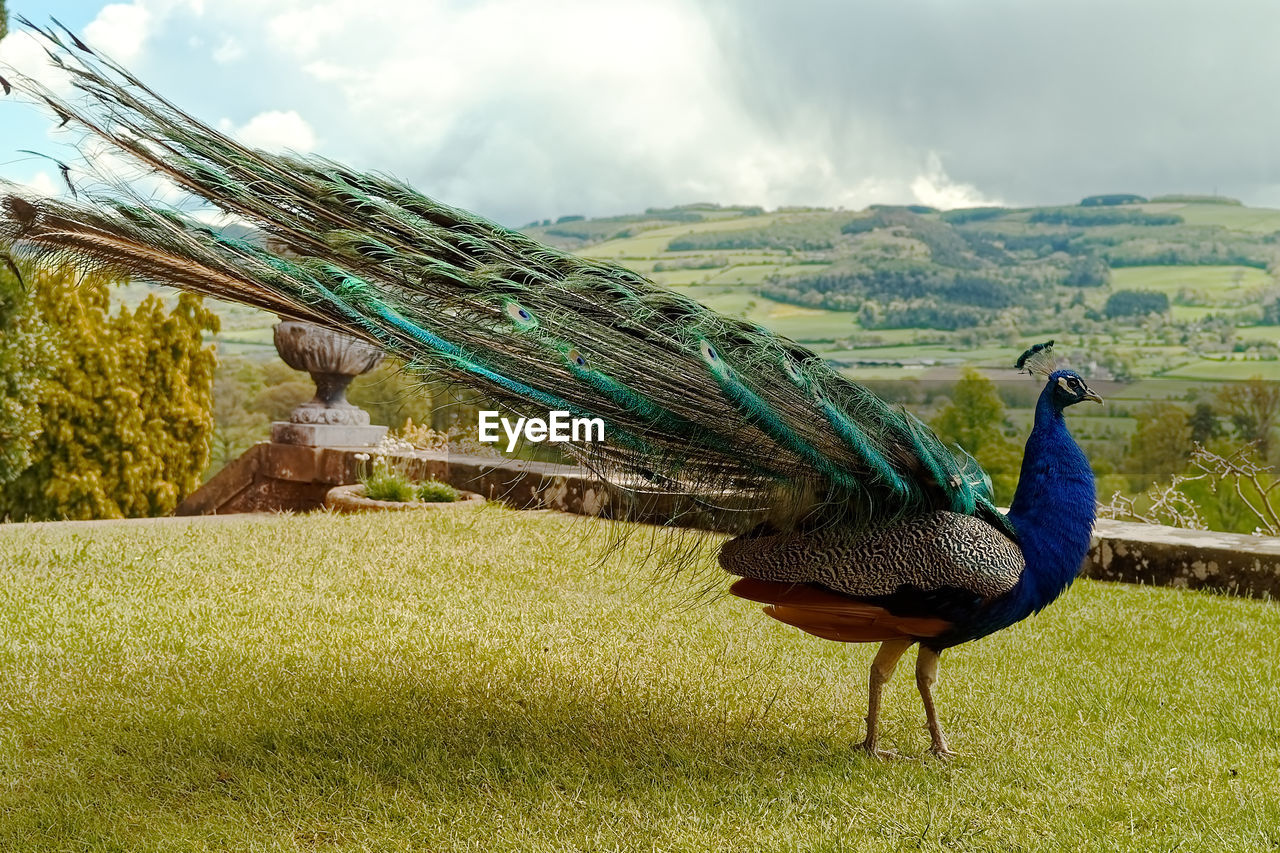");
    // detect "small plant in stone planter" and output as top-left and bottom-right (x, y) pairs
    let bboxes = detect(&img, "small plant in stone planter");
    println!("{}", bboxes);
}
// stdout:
(361, 467), (417, 502)
(416, 480), (461, 503)
(328, 451), (479, 513)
